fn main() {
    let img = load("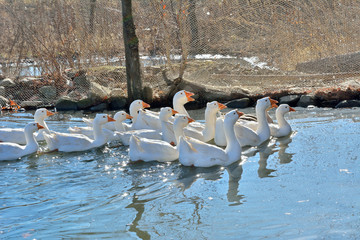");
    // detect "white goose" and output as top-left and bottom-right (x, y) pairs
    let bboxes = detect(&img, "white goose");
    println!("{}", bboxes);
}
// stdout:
(172, 90), (195, 117)
(43, 114), (115, 152)
(82, 99), (149, 131)
(129, 114), (193, 162)
(235, 97), (278, 147)
(0, 108), (55, 144)
(68, 111), (133, 138)
(215, 97), (278, 147)
(178, 110), (244, 167)
(130, 90), (195, 131)
(183, 101), (227, 142)
(270, 104), (295, 138)
(115, 107), (177, 146)
(0, 122), (44, 161)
